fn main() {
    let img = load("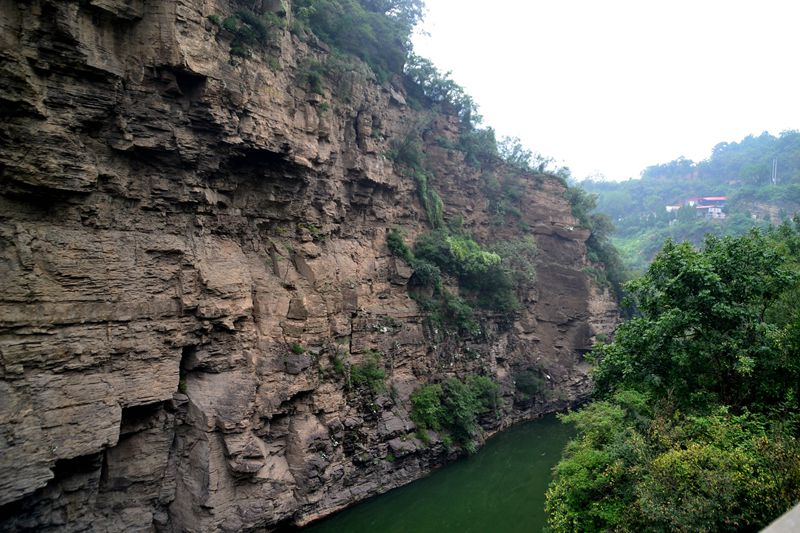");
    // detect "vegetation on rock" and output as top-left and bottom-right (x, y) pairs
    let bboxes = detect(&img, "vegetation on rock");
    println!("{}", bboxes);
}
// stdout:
(292, 0), (423, 82)
(349, 350), (387, 394)
(410, 375), (499, 452)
